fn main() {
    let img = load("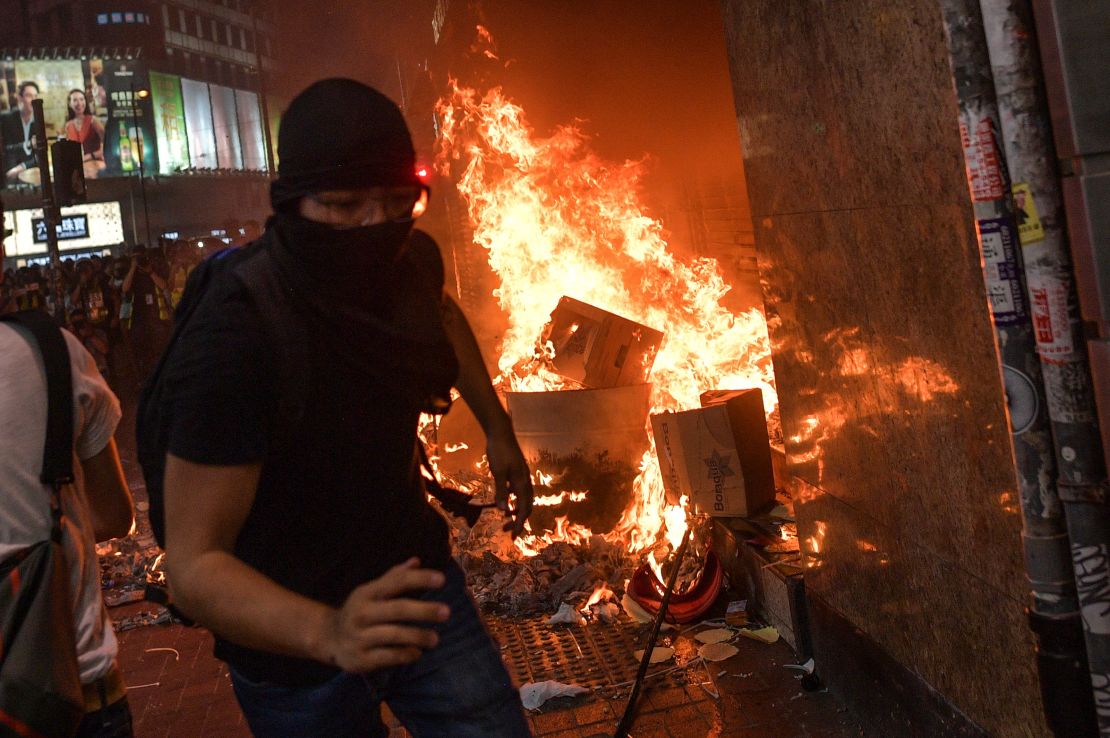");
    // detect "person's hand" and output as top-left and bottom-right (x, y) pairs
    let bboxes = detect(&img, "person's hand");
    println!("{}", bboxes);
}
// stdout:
(315, 558), (448, 673)
(487, 428), (534, 538)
